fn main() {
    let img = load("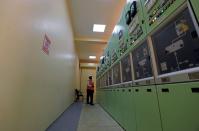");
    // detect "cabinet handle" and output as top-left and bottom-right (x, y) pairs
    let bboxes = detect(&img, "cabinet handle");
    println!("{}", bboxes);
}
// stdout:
(128, 89), (131, 92)
(135, 89), (139, 92)
(147, 89), (152, 92)
(191, 88), (199, 93)
(162, 88), (169, 93)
